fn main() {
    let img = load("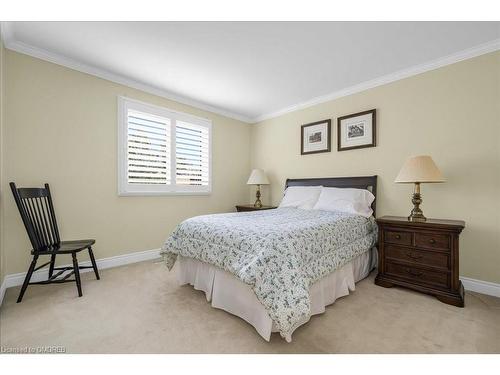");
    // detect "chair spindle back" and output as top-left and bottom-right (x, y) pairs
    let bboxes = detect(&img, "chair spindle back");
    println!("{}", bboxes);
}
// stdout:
(10, 182), (61, 252)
